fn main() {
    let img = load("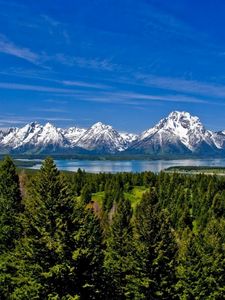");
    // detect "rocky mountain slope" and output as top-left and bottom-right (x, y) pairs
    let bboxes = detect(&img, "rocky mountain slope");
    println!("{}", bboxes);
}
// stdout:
(129, 111), (219, 155)
(0, 111), (224, 156)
